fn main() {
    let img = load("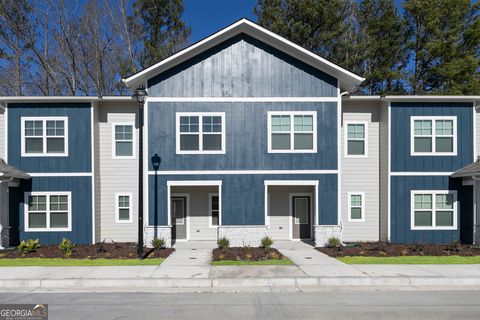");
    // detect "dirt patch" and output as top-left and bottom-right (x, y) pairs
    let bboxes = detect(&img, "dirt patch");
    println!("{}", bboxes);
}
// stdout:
(0, 242), (174, 260)
(318, 242), (480, 257)
(212, 247), (287, 261)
